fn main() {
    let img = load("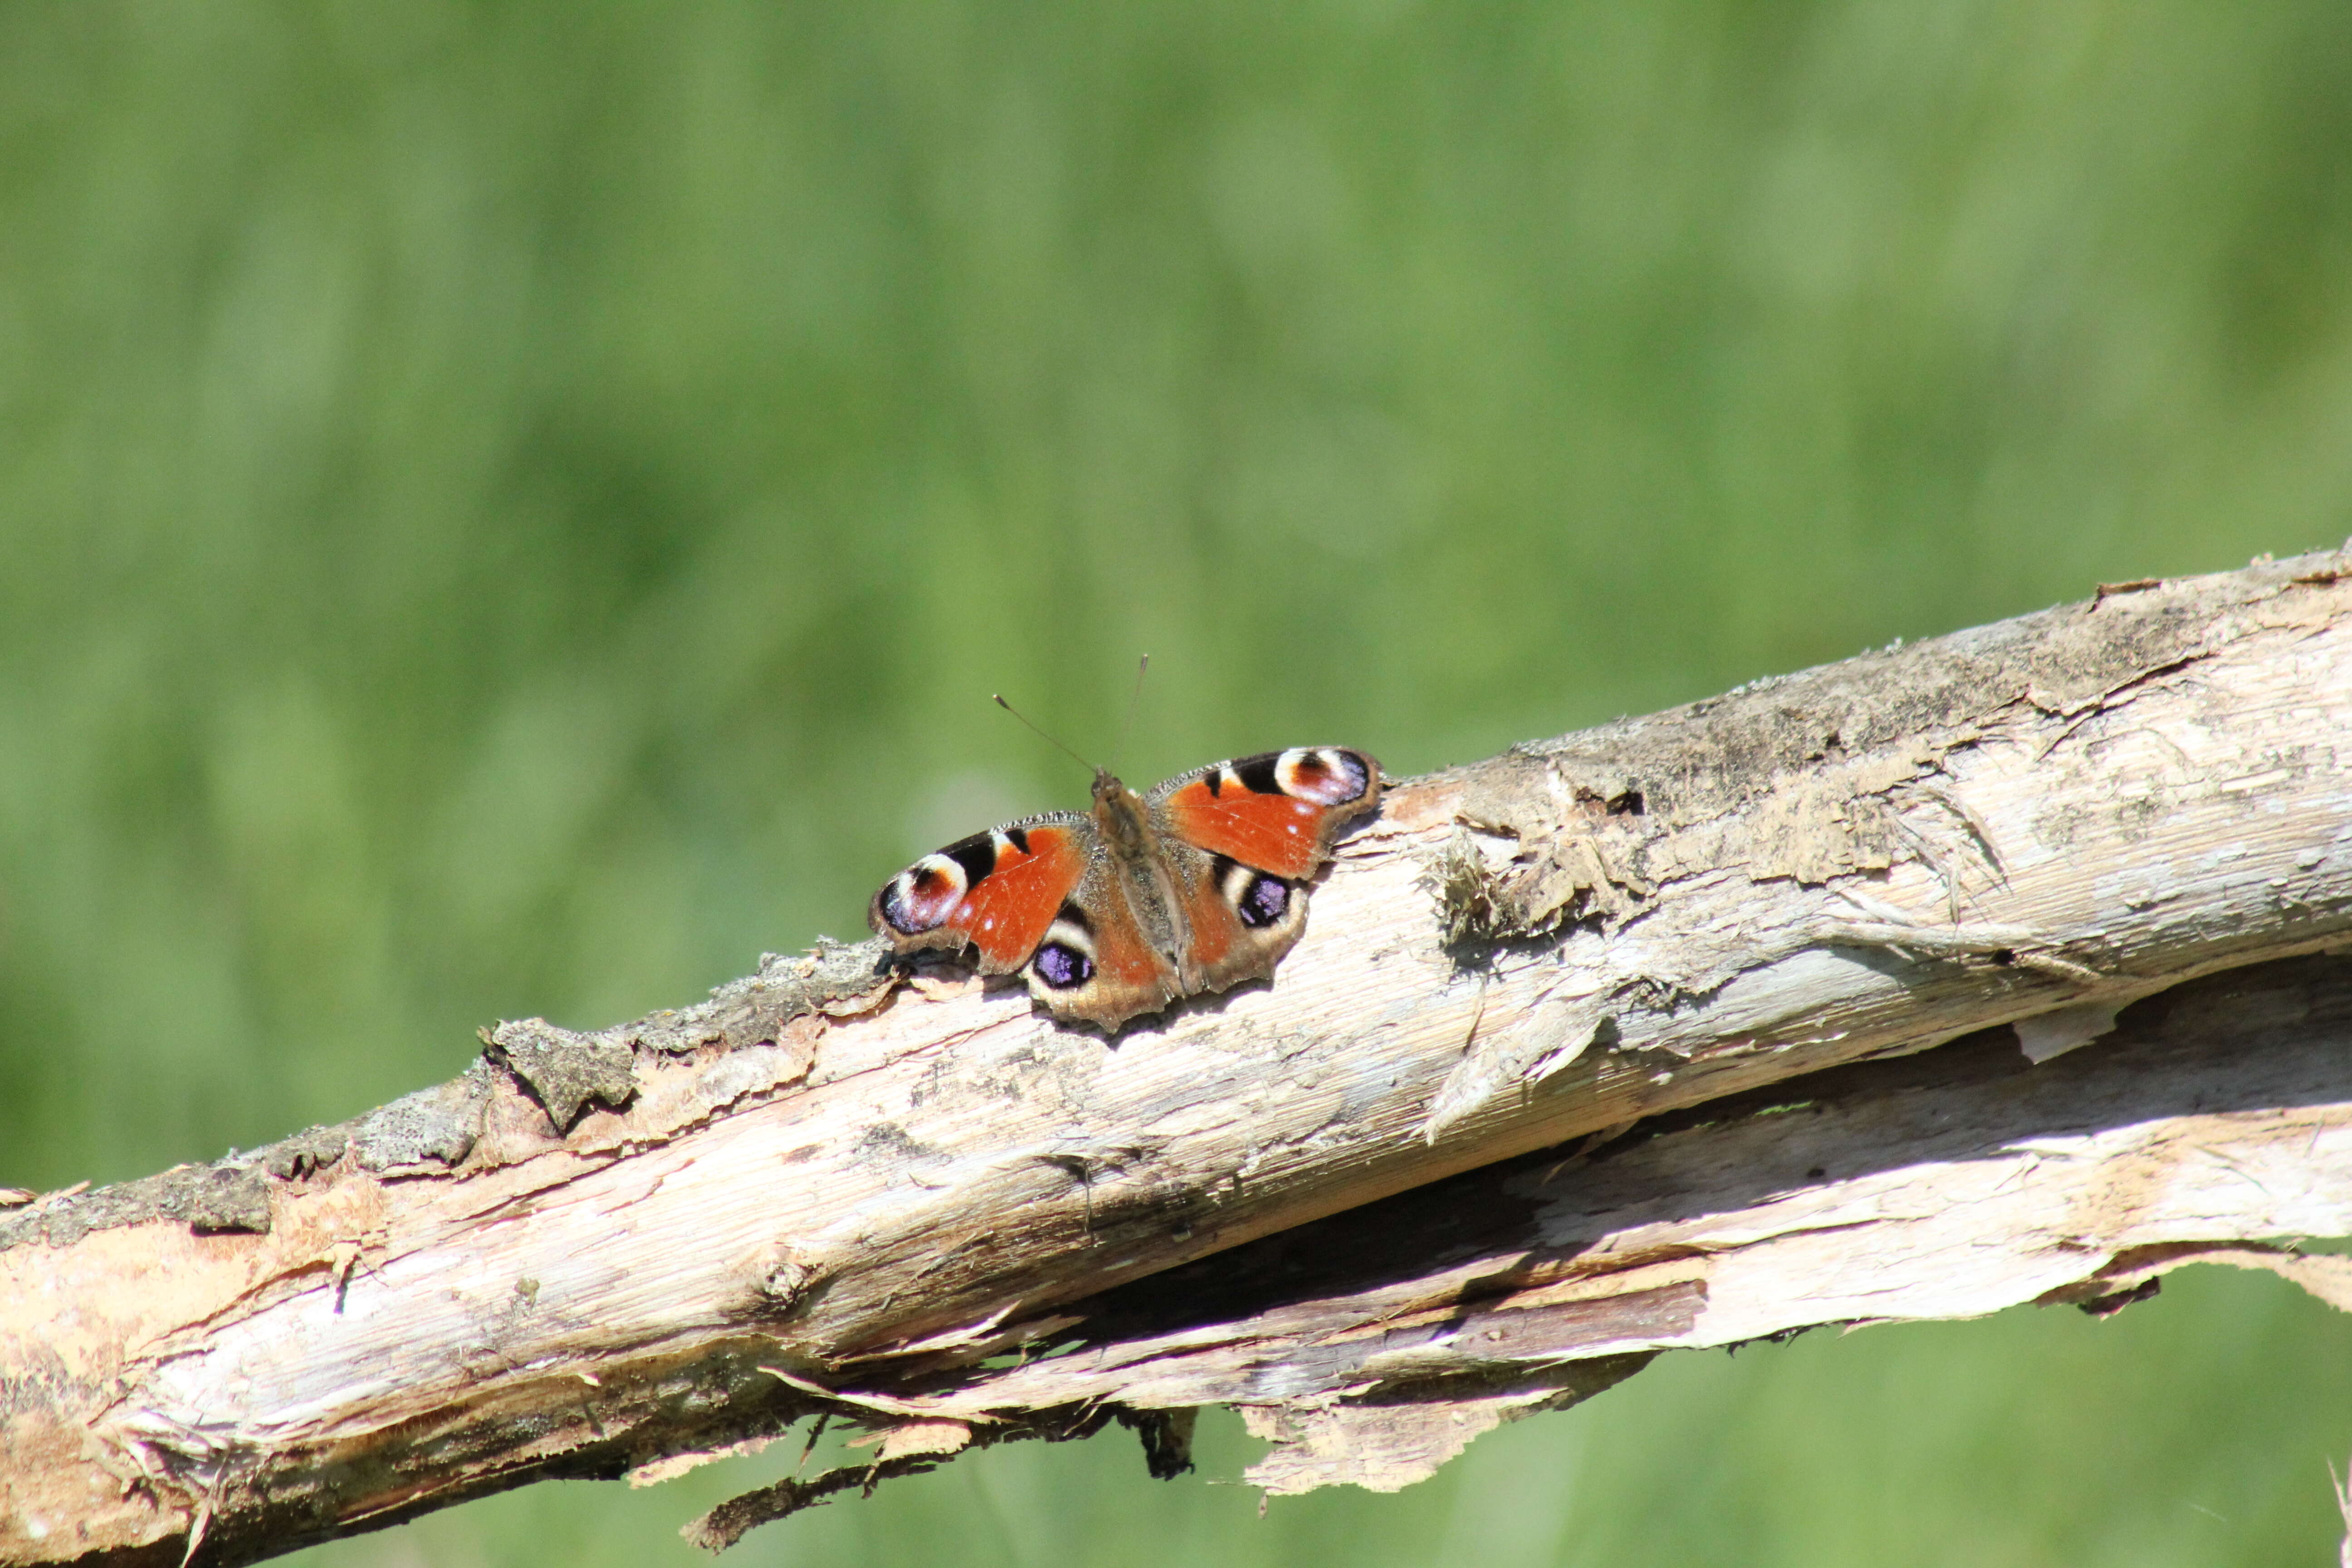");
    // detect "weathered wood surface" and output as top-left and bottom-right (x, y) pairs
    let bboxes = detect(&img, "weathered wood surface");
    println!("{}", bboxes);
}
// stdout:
(3, 548), (2348, 1564)
(901, 954), (2352, 1501)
